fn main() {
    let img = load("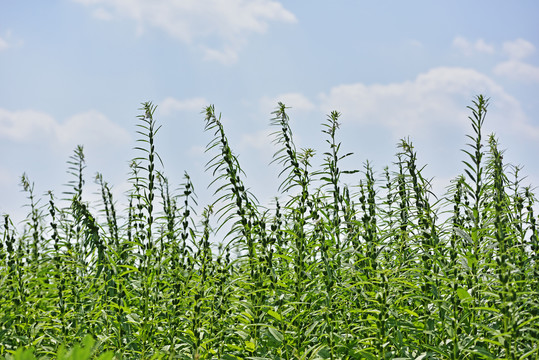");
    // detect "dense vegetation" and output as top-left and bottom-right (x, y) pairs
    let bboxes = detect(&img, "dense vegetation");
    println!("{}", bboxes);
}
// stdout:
(1, 95), (538, 359)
